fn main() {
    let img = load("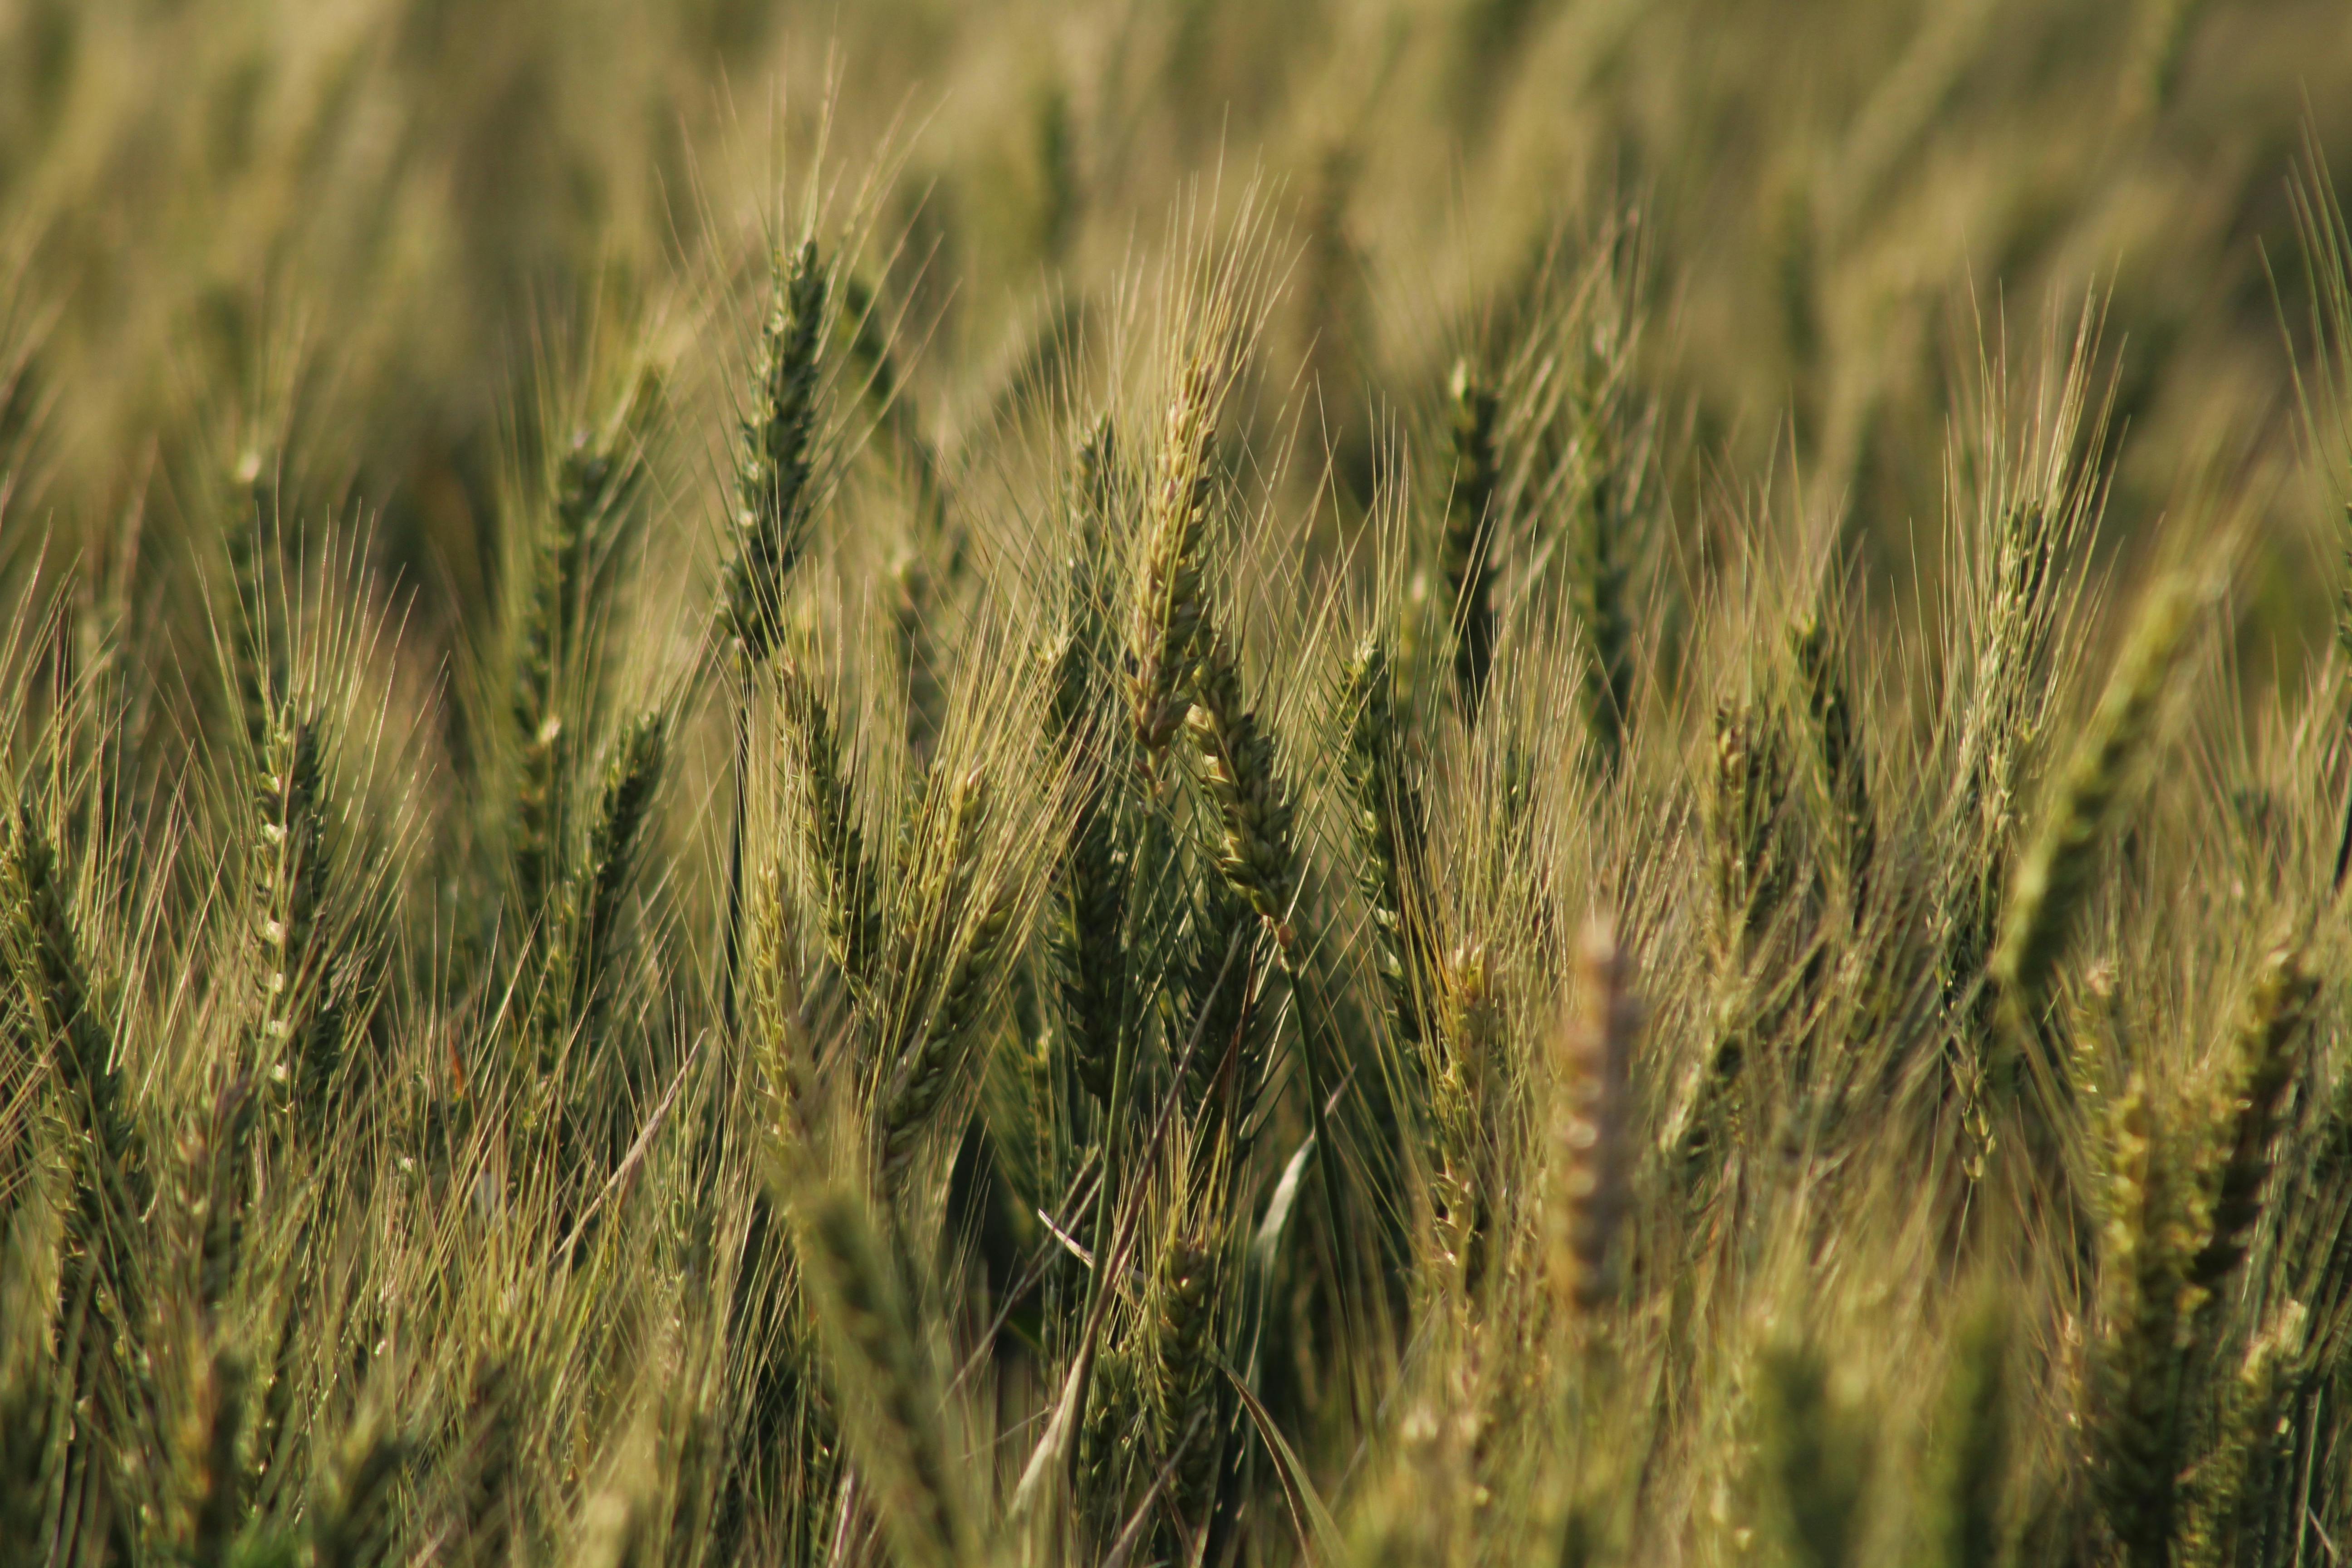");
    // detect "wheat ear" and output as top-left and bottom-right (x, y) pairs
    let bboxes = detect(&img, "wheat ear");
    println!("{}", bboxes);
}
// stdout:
(1759, 1347), (1871, 1568)
(1439, 358), (1502, 725)
(2092, 1074), (2193, 1567)
(721, 239), (830, 668)
(790, 1183), (967, 1568)
(1130, 352), (1220, 767)
(878, 769), (1013, 1188)
(1789, 614), (1873, 910)
(1995, 575), (2198, 1019)
(1928, 1300), (2011, 1568)
(775, 656), (884, 1000)
(1338, 633), (1435, 1048)
(2189, 941), (2317, 1294)
(1551, 917), (1637, 1315)
(1186, 628), (1301, 960)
